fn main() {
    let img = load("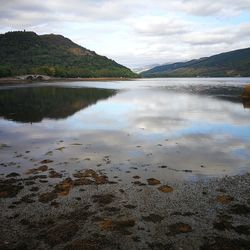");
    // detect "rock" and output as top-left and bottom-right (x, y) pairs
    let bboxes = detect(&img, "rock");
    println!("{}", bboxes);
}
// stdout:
(171, 211), (196, 216)
(92, 194), (115, 205)
(49, 170), (62, 178)
(54, 178), (74, 196)
(133, 175), (140, 179)
(6, 172), (20, 178)
(142, 214), (163, 223)
(73, 169), (110, 185)
(26, 165), (48, 174)
(39, 192), (58, 203)
(168, 222), (192, 234)
(183, 169), (192, 173)
(147, 178), (161, 185)
(0, 182), (23, 198)
(99, 219), (135, 231)
(124, 204), (137, 209)
(73, 178), (93, 186)
(216, 195), (234, 204)
(40, 159), (53, 164)
(158, 185), (173, 193)
(55, 147), (65, 151)
(103, 206), (121, 213)
(132, 181), (146, 186)
(38, 165), (49, 171)
(94, 175), (109, 185)
(73, 169), (97, 178)
(159, 165), (167, 168)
